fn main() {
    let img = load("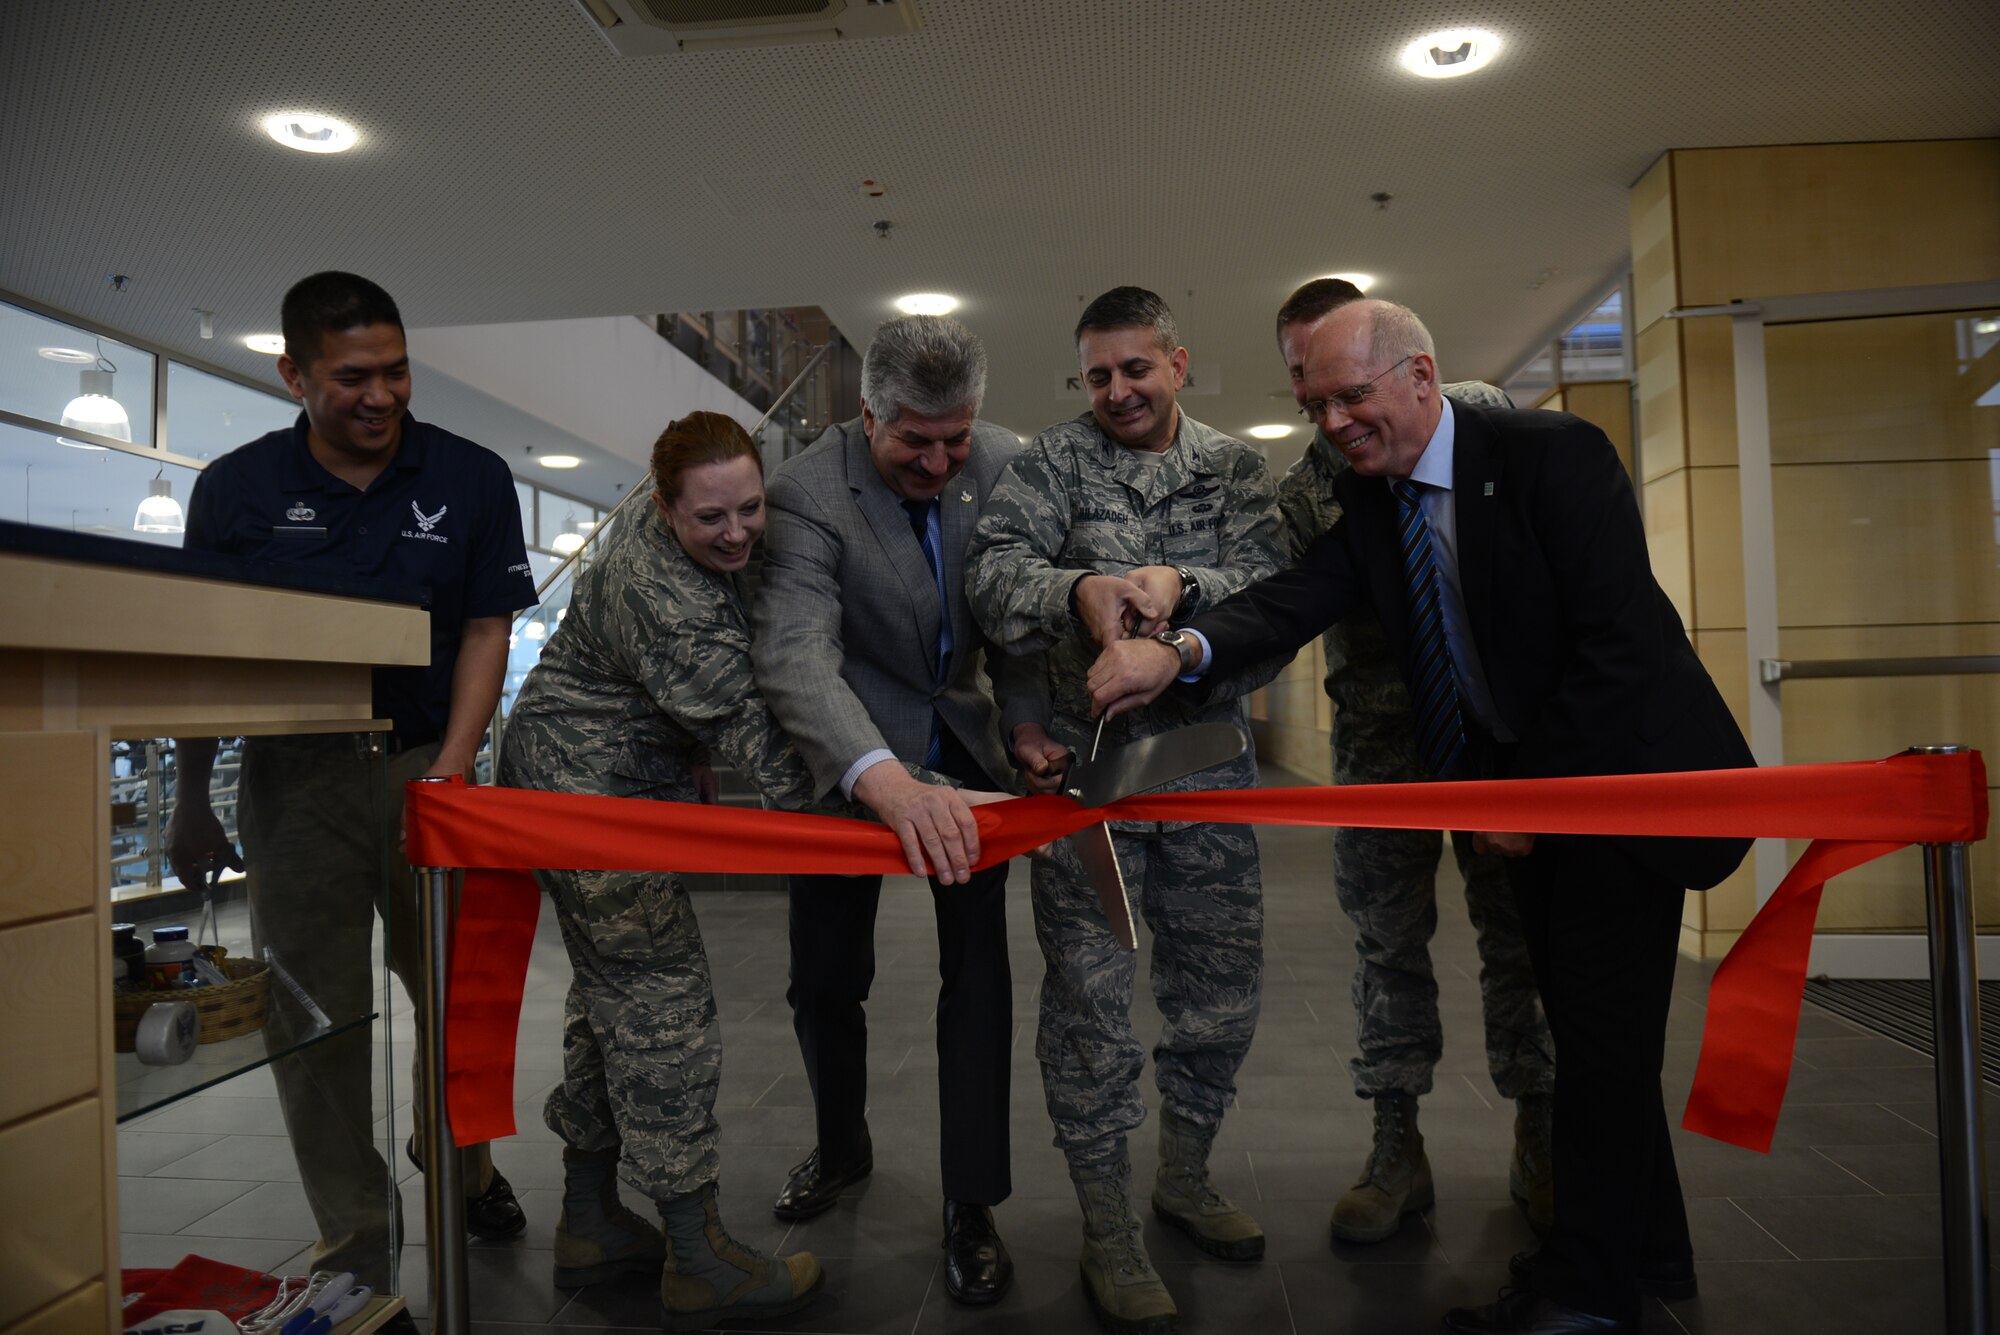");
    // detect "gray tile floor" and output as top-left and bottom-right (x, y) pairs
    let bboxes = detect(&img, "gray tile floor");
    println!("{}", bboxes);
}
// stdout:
(119, 770), (1986, 1333)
